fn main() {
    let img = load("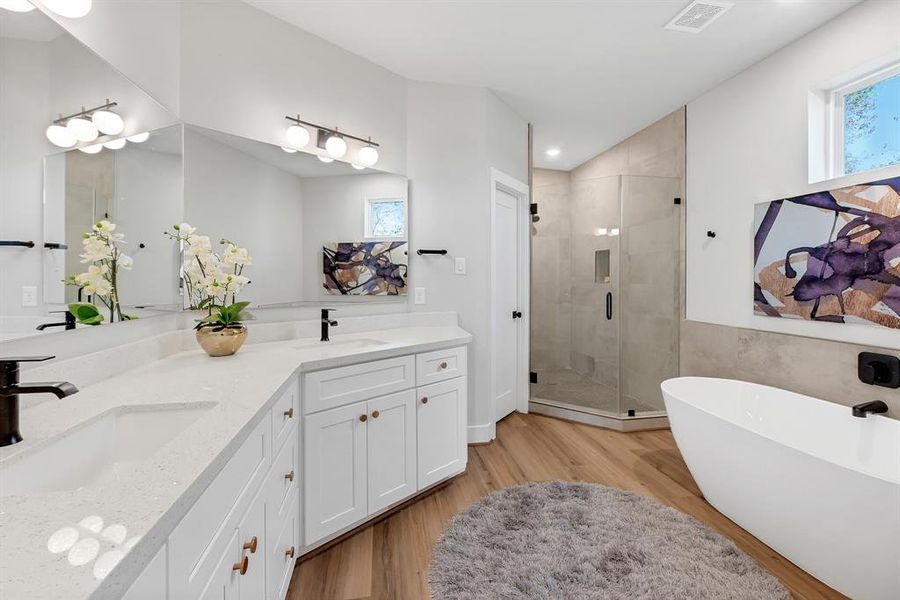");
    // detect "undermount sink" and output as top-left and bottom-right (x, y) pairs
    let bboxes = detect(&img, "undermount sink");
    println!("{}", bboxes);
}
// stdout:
(0, 403), (216, 496)
(294, 337), (388, 351)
